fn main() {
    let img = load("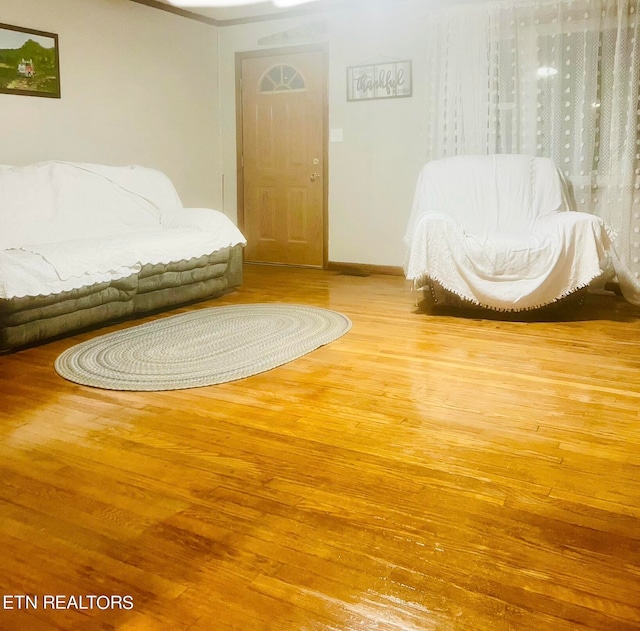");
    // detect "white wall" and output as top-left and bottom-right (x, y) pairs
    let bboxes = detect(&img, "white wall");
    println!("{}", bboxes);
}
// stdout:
(219, 2), (431, 267)
(0, 0), (220, 208)
(0, 0), (434, 265)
